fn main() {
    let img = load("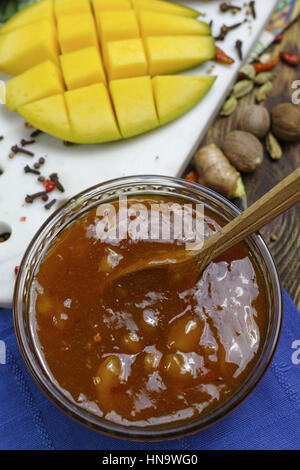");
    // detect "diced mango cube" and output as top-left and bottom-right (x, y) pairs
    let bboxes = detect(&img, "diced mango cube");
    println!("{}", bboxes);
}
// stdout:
(132, 0), (199, 18)
(144, 35), (215, 76)
(54, 0), (91, 16)
(110, 76), (159, 138)
(65, 83), (121, 143)
(95, 10), (140, 44)
(92, 0), (132, 11)
(0, 20), (59, 75)
(18, 94), (73, 142)
(105, 38), (148, 80)
(138, 10), (210, 36)
(60, 46), (106, 90)
(57, 12), (98, 54)
(1, 0), (54, 34)
(6, 60), (65, 112)
(152, 75), (216, 125)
